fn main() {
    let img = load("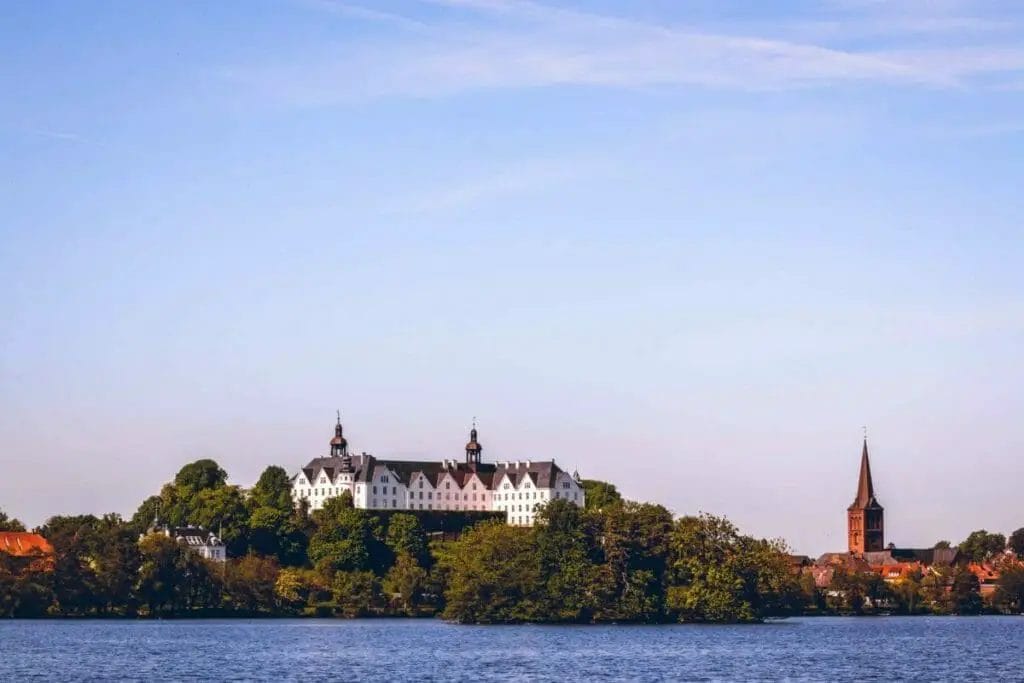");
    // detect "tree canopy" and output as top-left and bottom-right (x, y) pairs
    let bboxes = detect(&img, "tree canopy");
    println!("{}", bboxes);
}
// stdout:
(7, 457), (1023, 621)
(581, 479), (622, 510)
(0, 509), (26, 532)
(959, 530), (1007, 563)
